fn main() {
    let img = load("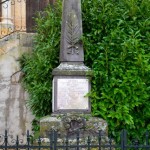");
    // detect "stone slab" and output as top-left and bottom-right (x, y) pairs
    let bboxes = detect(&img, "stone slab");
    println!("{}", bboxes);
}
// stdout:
(52, 62), (92, 76)
(52, 76), (91, 113)
(57, 79), (88, 109)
